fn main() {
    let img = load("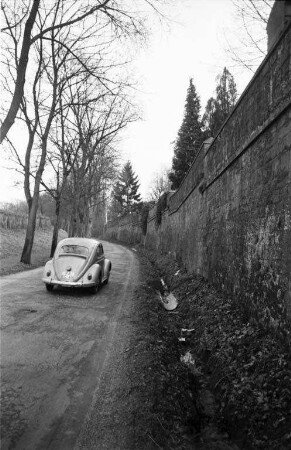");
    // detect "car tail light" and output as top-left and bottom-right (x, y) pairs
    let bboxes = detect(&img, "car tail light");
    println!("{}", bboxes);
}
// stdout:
(87, 274), (92, 280)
